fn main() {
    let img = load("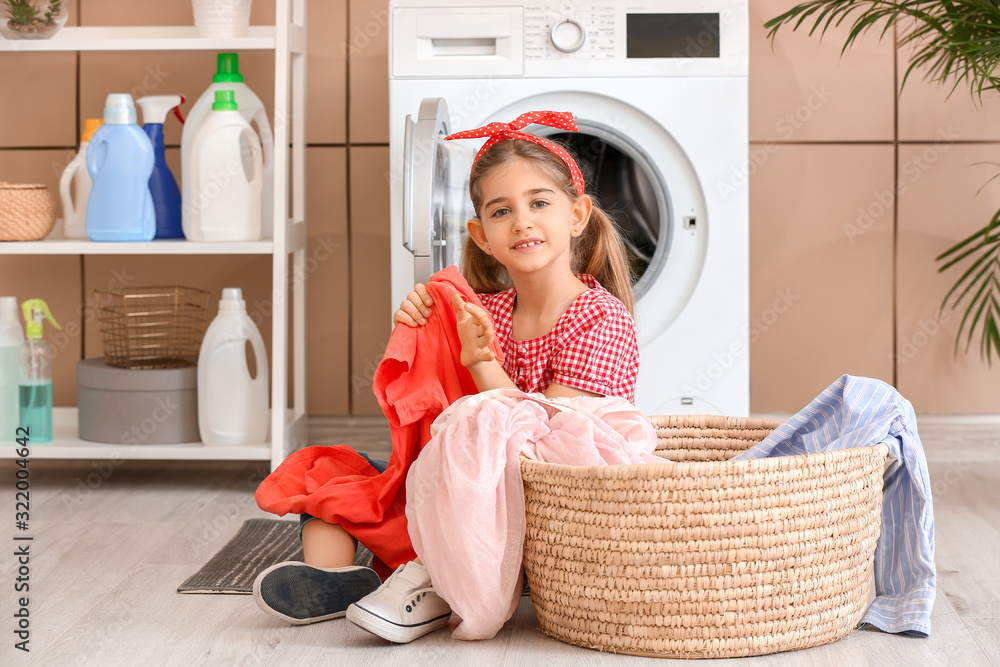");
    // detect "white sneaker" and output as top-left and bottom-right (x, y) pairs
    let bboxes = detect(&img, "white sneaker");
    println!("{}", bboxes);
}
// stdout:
(346, 561), (452, 643)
